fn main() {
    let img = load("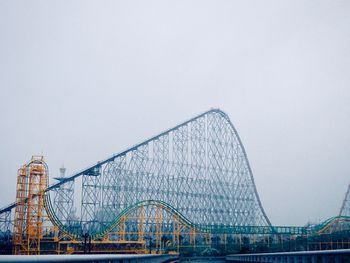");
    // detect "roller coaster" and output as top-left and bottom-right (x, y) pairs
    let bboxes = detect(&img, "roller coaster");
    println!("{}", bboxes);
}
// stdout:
(0, 109), (349, 255)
